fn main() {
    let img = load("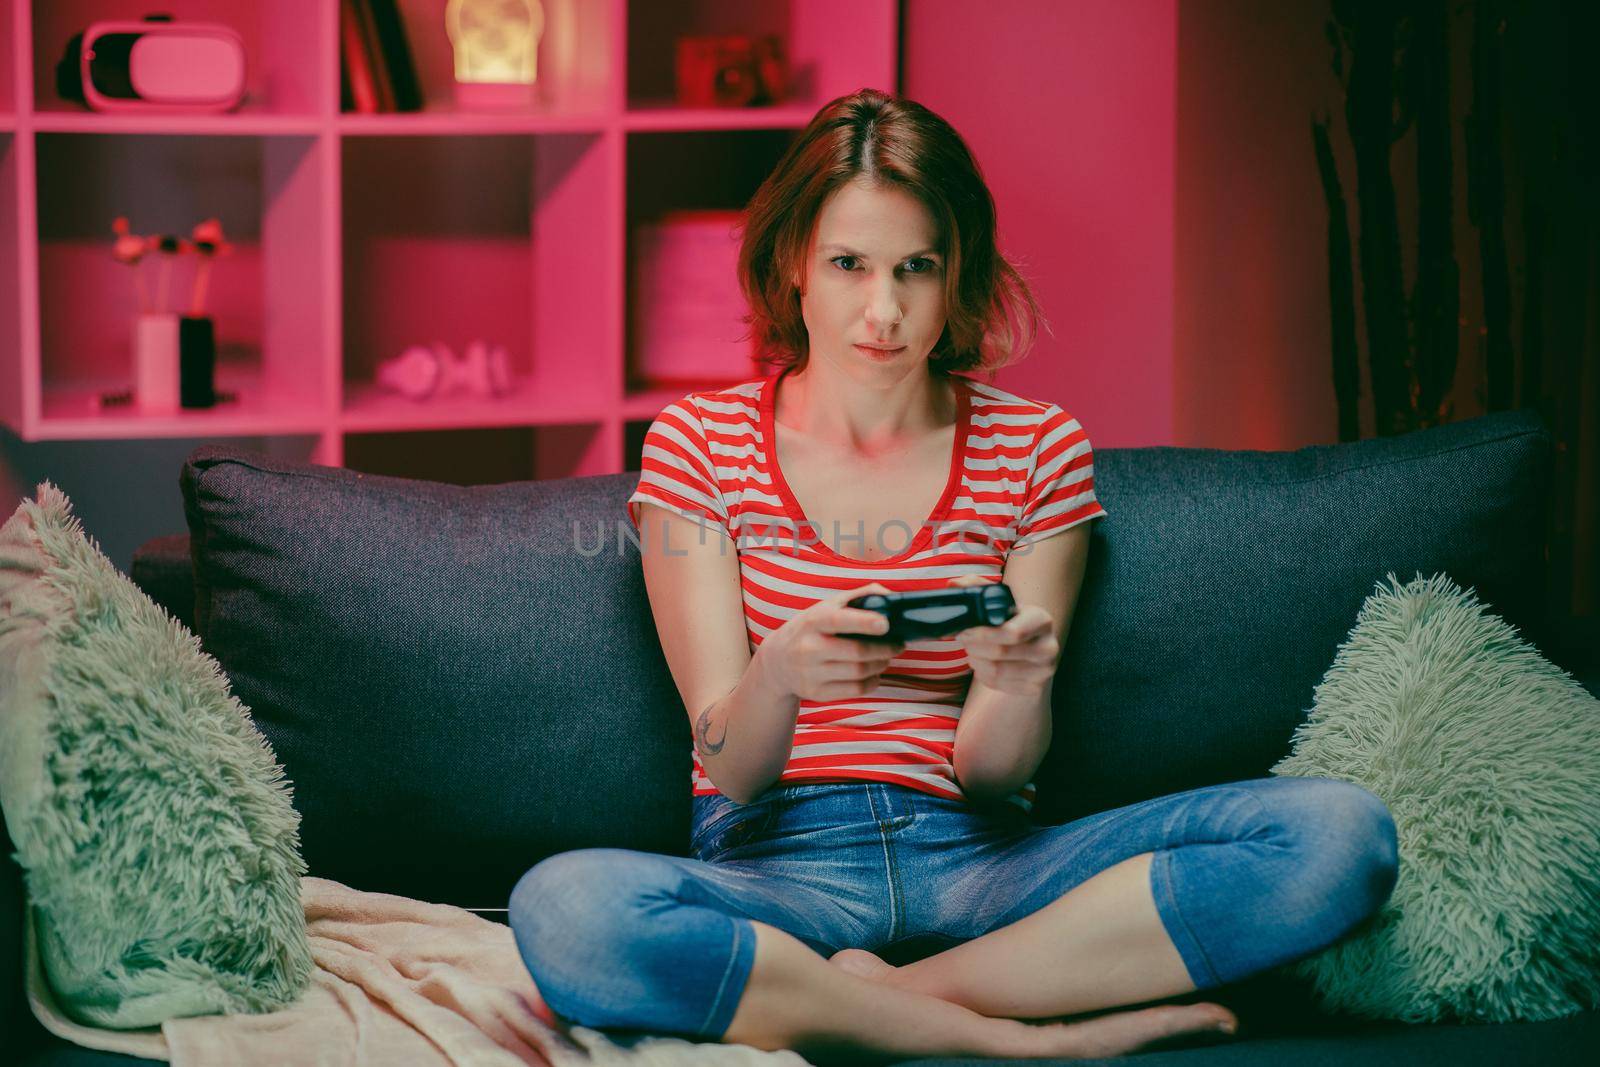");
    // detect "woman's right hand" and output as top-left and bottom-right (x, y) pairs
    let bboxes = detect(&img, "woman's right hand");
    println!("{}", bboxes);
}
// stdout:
(757, 583), (907, 702)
